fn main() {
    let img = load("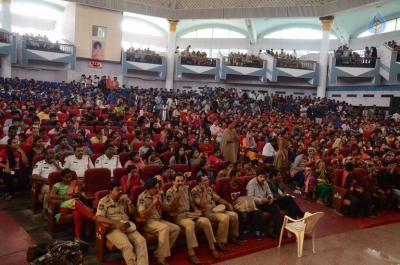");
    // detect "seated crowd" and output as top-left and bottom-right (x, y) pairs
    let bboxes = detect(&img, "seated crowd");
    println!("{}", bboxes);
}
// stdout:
(226, 52), (262, 68)
(180, 48), (216, 67)
(125, 47), (163, 64)
(0, 77), (400, 265)
(21, 33), (68, 54)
